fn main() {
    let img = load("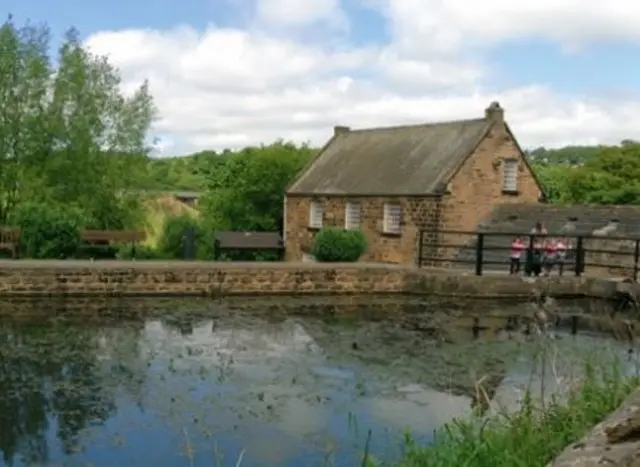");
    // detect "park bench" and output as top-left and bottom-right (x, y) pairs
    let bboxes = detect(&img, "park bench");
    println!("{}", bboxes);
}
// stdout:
(213, 231), (283, 260)
(80, 230), (146, 259)
(0, 227), (21, 258)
